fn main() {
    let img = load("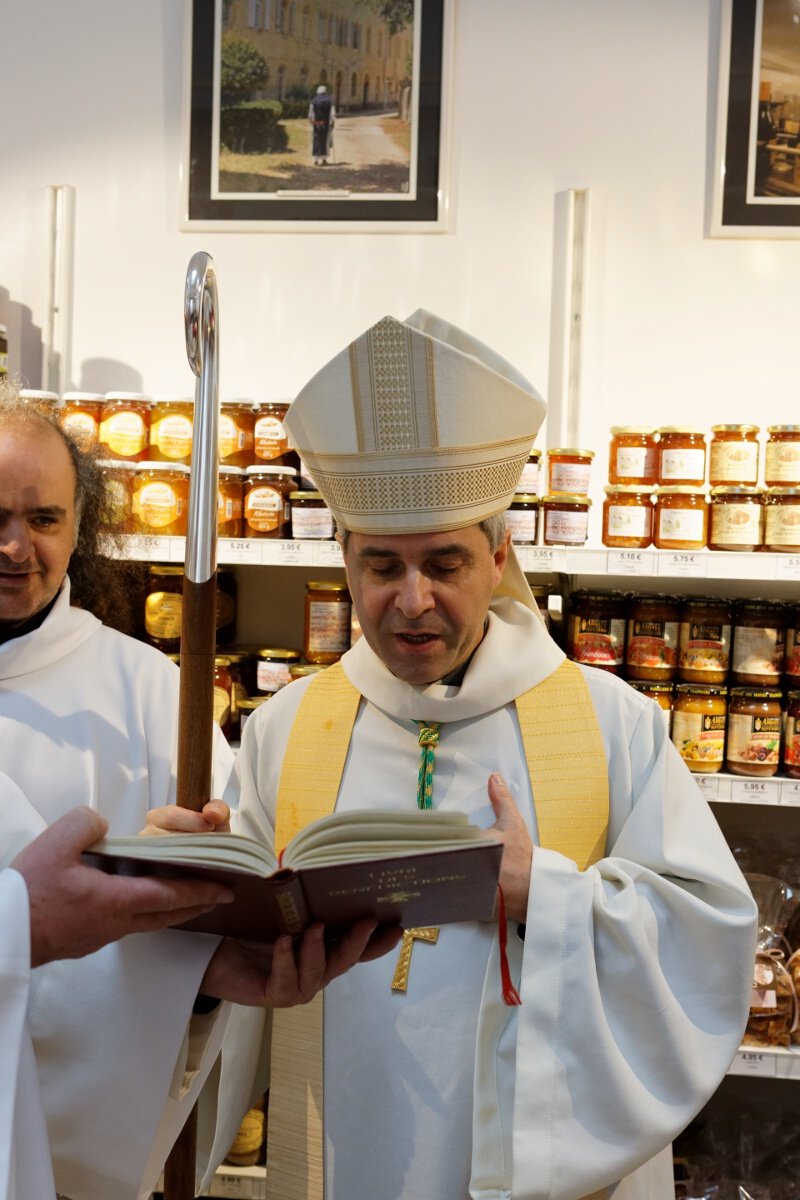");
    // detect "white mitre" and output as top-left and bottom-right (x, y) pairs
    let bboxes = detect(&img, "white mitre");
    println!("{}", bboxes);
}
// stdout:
(284, 309), (546, 609)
